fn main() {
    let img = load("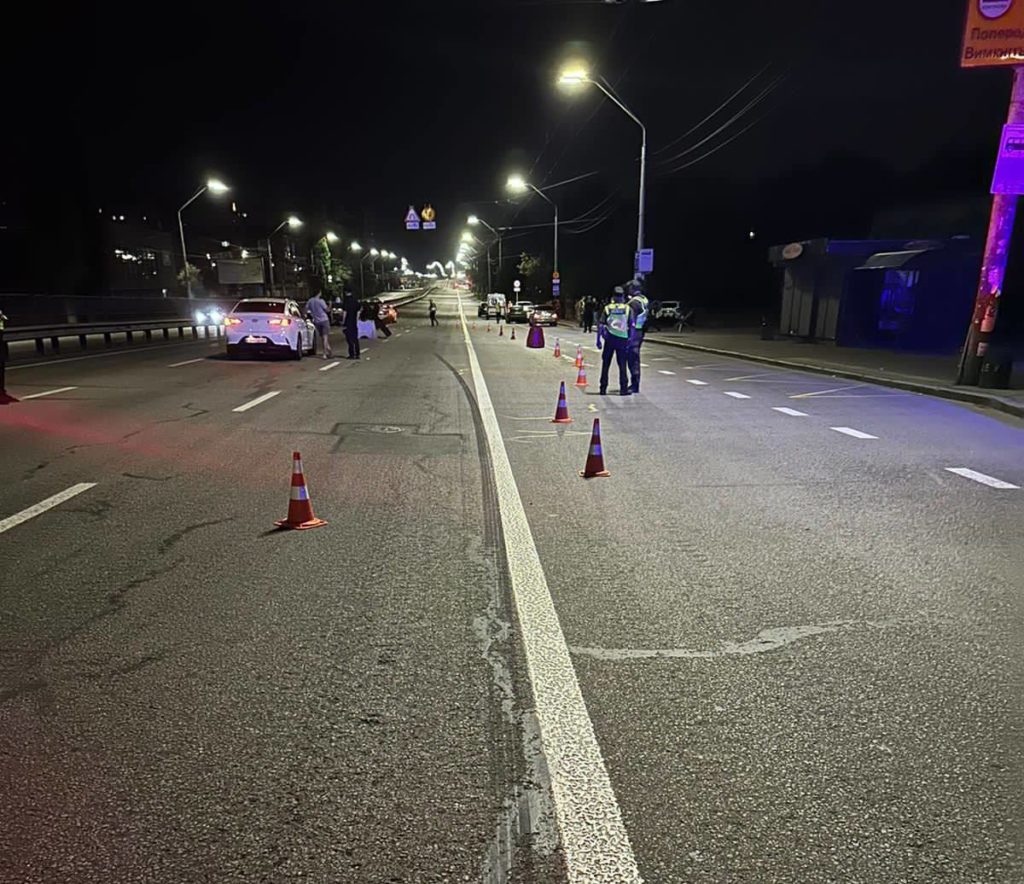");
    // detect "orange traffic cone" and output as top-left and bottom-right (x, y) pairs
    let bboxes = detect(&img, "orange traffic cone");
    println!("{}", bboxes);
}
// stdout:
(510, 326), (516, 340)
(275, 451), (327, 530)
(579, 418), (610, 478)
(554, 338), (561, 358)
(551, 381), (572, 424)
(575, 345), (583, 368)
(487, 324), (491, 333)
(575, 362), (587, 388)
